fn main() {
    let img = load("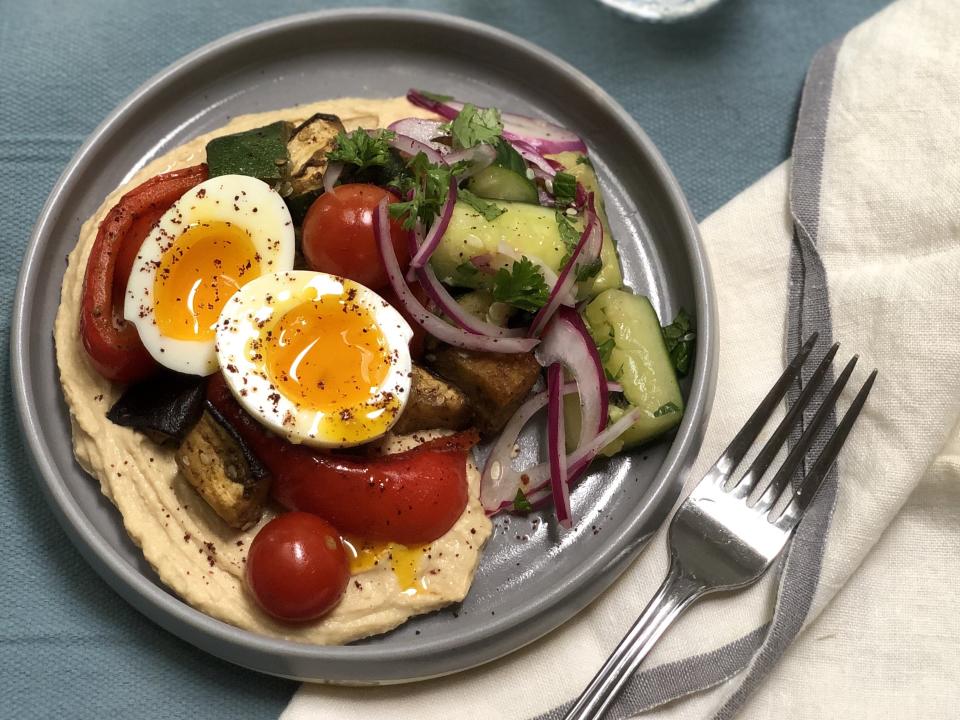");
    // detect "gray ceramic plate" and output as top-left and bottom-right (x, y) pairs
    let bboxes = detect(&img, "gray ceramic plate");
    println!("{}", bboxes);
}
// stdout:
(11, 9), (715, 684)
